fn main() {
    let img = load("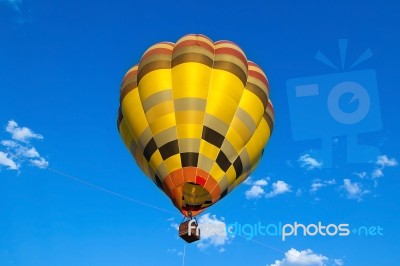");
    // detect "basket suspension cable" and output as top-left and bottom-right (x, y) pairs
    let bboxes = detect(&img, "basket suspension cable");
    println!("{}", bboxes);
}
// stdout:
(181, 215), (187, 224)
